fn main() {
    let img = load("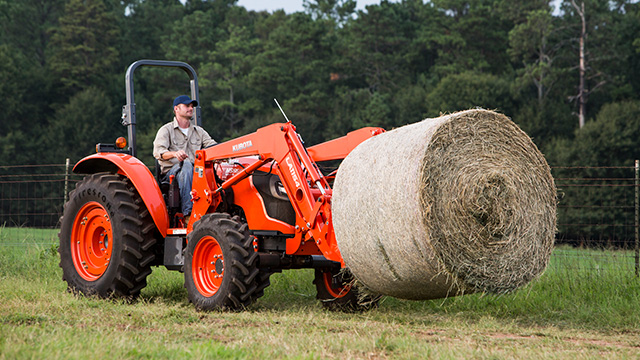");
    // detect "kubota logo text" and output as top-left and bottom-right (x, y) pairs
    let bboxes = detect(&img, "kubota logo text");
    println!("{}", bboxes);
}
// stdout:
(232, 140), (253, 152)
(285, 156), (301, 188)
